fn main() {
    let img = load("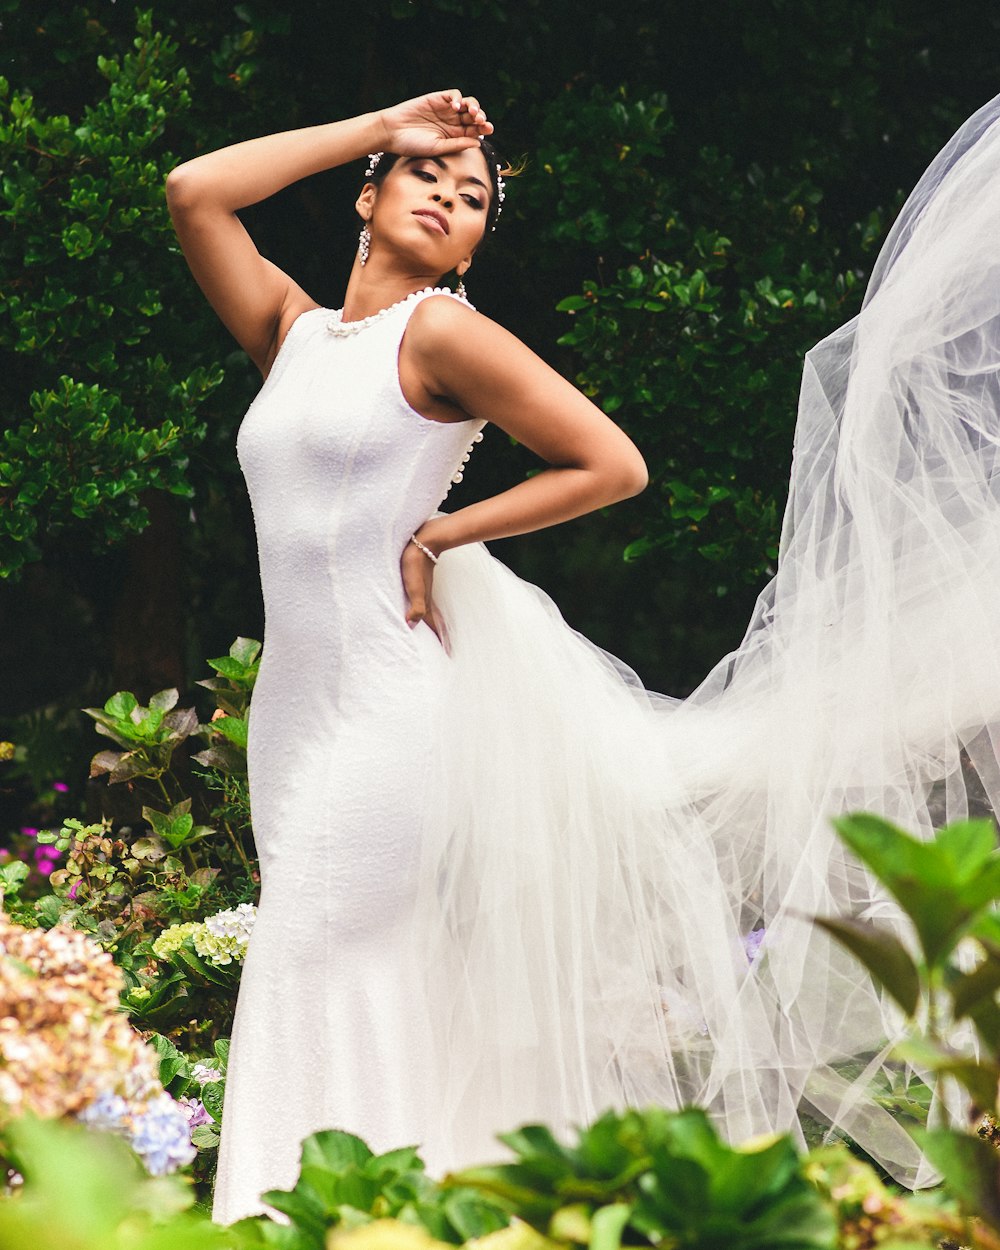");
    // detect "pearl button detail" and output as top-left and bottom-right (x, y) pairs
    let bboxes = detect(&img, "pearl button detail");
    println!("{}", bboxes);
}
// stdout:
(444, 427), (486, 496)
